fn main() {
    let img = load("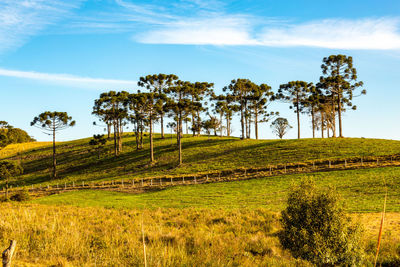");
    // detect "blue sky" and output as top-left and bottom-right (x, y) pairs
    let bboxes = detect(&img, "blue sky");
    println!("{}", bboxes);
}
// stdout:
(1, 0), (400, 141)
